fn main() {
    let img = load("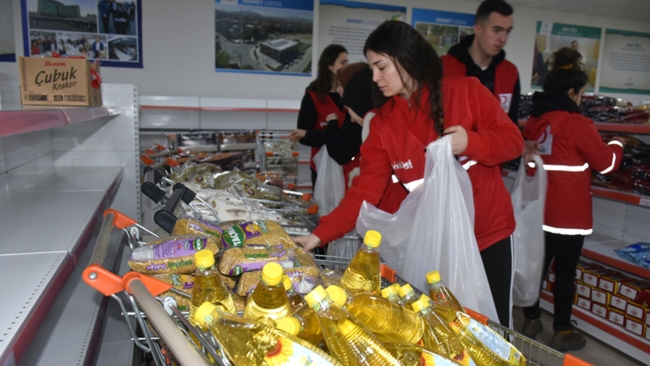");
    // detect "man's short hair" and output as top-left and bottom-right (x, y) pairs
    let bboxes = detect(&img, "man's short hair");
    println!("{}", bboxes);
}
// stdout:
(475, 0), (514, 23)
